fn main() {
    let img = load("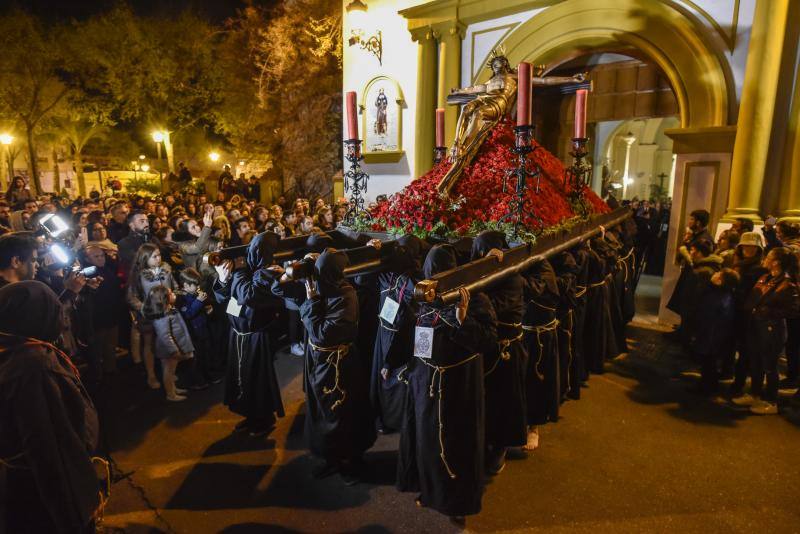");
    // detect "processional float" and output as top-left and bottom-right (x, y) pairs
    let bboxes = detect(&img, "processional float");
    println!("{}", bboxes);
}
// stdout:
(237, 51), (631, 298)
